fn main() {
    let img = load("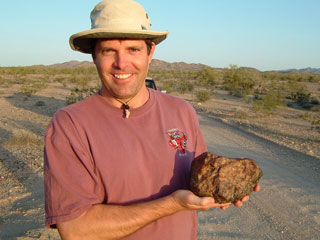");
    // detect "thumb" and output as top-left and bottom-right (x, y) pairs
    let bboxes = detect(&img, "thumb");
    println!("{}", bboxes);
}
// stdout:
(200, 197), (215, 206)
